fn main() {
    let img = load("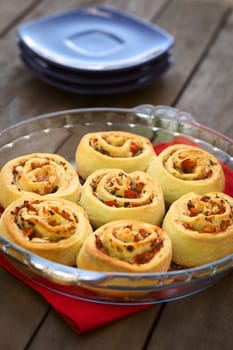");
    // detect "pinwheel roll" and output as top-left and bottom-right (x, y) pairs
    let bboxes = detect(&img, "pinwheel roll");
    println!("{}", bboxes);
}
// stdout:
(75, 131), (156, 179)
(0, 153), (81, 208)
(0, 198), (93, 265)
(162, 192), (233, 267)
(147, 144), (225, 205)
(79, 168), (165, 228)
(77, 220), (172, 273)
